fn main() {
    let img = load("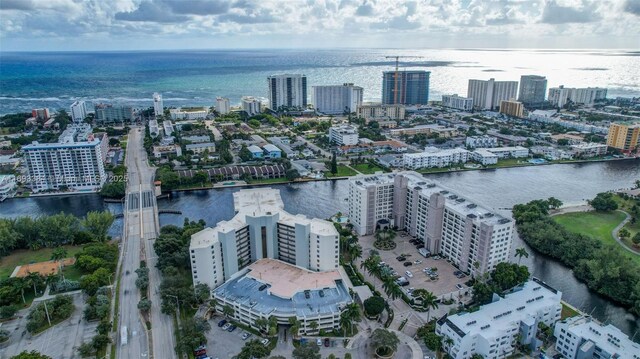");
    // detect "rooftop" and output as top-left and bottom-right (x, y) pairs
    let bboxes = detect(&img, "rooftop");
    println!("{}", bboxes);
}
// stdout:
(246, 259), (342, 298)
(560, 316), (640, 357)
